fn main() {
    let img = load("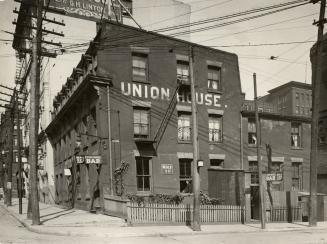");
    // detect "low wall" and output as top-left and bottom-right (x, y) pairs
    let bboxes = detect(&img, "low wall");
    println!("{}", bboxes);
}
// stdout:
(103, 194), (130, 219)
